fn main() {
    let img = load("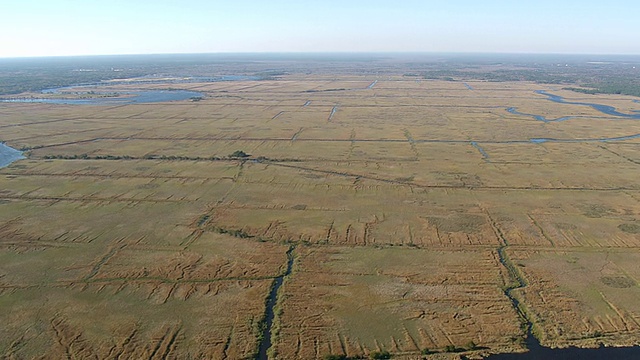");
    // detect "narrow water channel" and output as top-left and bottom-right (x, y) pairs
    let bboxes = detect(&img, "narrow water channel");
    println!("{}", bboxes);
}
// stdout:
(257, 246), (295, 360)
(328, 106), (339, 121)
(506, 107), (574, 123)
(470, 141), (490, 160)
